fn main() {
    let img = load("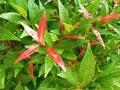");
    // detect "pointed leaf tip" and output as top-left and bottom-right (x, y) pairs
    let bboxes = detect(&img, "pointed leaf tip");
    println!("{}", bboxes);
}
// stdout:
(14, 44), (39, 63)
(47, 47), (66, 71)
(20, 22), (39, 42)
(91, 28), (105, 49)
(37, 11), (46, 45)
(79, 4), (93, 19)
(29, 60), (34, 79)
